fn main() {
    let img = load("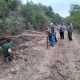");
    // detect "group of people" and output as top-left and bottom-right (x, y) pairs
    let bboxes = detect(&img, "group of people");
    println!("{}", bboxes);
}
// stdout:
(59, 22), (73, 41)
(0, 22), (73, 63)
(47, 22), (73, 46)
